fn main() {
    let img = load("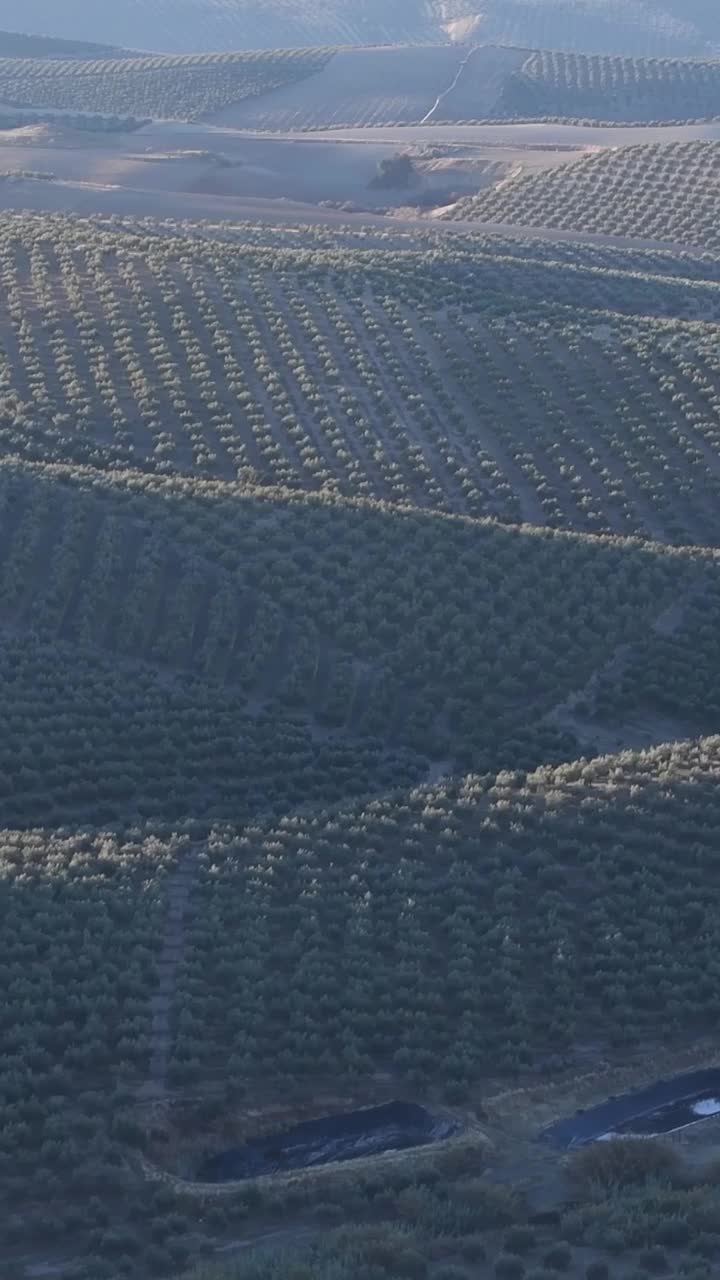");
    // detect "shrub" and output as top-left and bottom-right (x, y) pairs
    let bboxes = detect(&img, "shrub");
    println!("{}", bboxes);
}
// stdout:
(496, 1255), (526, 1280)
(689, 1233), (718, 1258)
(434, 1142), (486, 1178)
(603, 1228), (627, 1255)
(457, 1181), (520, 1227)
(505, 1226), (537, 1254)
(395, 1248), (429, 1279)
(542, 1243), (573, 1271)
(638, 1247), (668, 1273)
(696, 1158), (720, 1186)
(311, 1202), (345, 1225)
(459, 1234), (487, 1261)
(655, 1217), (690, 1247)
(566, 1140), (681, 1192)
